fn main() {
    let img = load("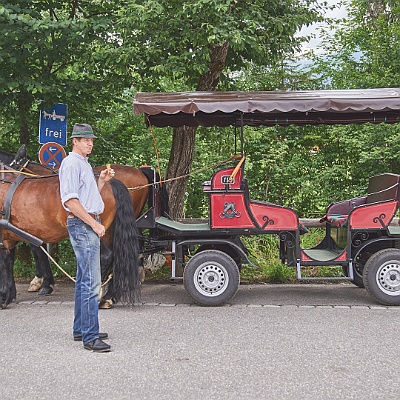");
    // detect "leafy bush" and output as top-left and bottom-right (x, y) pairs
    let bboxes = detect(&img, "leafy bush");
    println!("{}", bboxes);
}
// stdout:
(14, 240), (76, 280)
